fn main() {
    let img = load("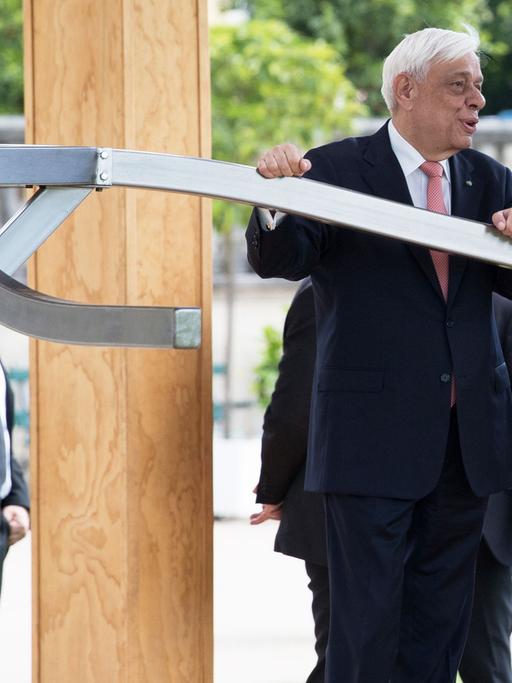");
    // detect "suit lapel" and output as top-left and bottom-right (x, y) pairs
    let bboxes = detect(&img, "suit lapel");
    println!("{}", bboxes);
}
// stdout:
(450, 152), (480, 219)
(362, 123), (440, 296)
(362, 126), (413, 206)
